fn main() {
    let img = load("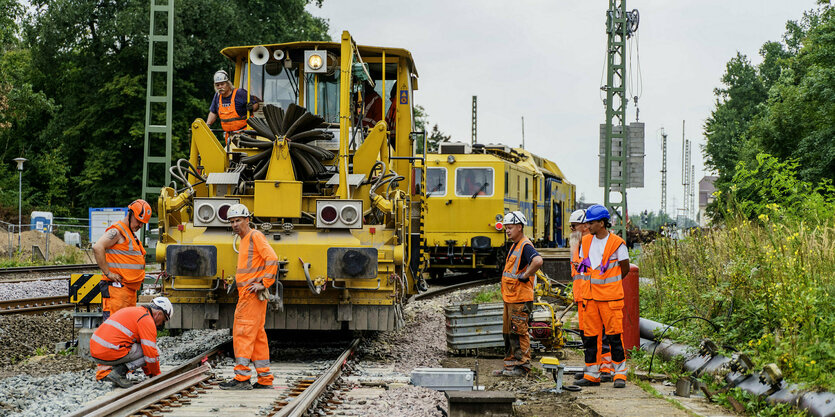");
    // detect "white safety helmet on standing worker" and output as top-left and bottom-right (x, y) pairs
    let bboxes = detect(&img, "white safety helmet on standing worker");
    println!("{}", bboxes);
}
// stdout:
(503, 211), (527, 226)
(150, 296), (173, 321)
(213, 70), (230, 84)
(227, 203), (251, 219)
(569, 209), (587, 224)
